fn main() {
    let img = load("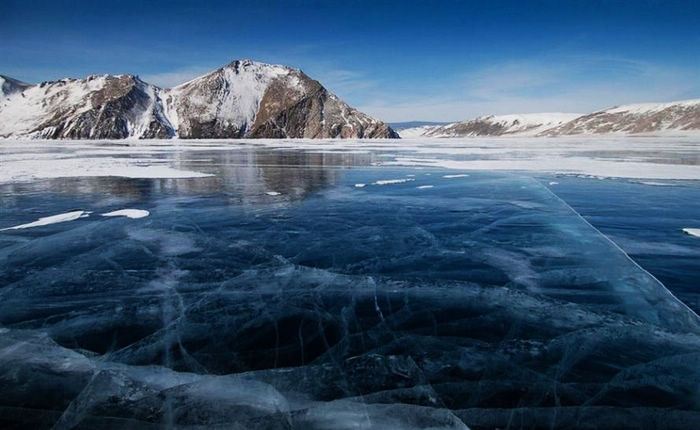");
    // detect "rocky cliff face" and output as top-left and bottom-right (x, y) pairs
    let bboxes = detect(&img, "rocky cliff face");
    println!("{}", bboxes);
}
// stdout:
(0, 60), (397, 140)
